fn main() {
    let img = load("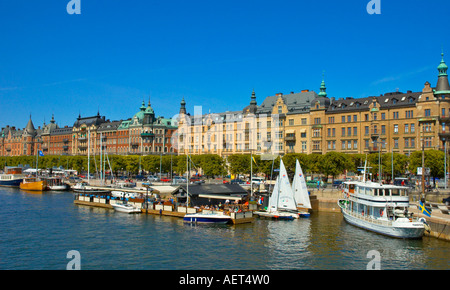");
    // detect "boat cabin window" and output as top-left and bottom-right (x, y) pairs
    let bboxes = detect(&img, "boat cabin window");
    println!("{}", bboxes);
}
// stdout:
(391, 189), (400, 196)
(348, 184), (355, 193)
